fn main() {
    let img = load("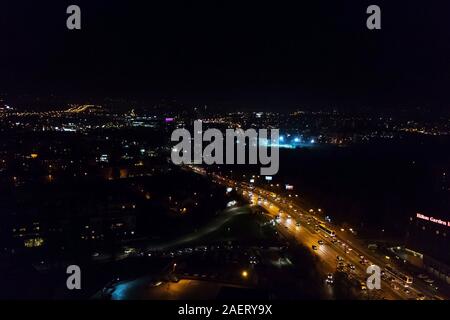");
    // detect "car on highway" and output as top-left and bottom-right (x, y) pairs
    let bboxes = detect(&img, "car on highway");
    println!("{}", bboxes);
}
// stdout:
(312, 245), (318, 250)
(360, 282), (367, 290)
(195, 246), (208, 252)
(429, 283), (439, 291)
(318, 240), (324, 245)
(326, 273), (334, 285)
(392, 283), (400, 291)
(249, 256), (259, 265)
(148, 280), (163, 288)
(336, 255), (344, 261)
